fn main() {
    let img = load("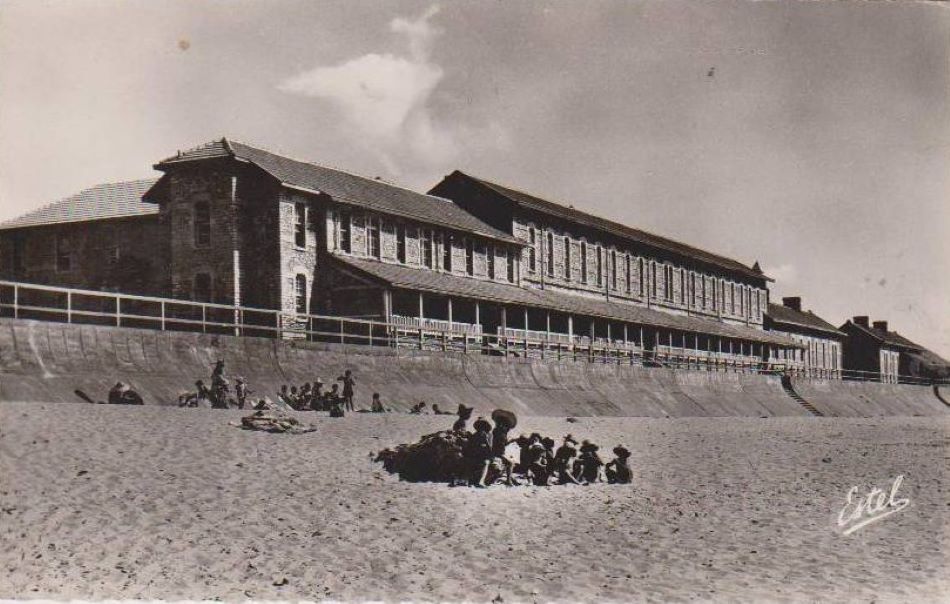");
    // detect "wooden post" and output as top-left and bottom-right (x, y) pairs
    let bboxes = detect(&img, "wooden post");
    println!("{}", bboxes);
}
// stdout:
(116, 296), (121, 327)
(161, 301), (166, 331)
(66, 291), (72, 324)
(13, 284), (18, 319)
